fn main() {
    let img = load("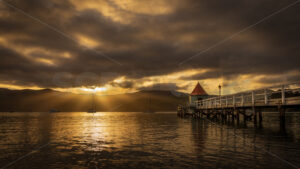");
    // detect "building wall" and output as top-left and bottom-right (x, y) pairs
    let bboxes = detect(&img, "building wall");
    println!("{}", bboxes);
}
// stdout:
(189, 95), (209, 106)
